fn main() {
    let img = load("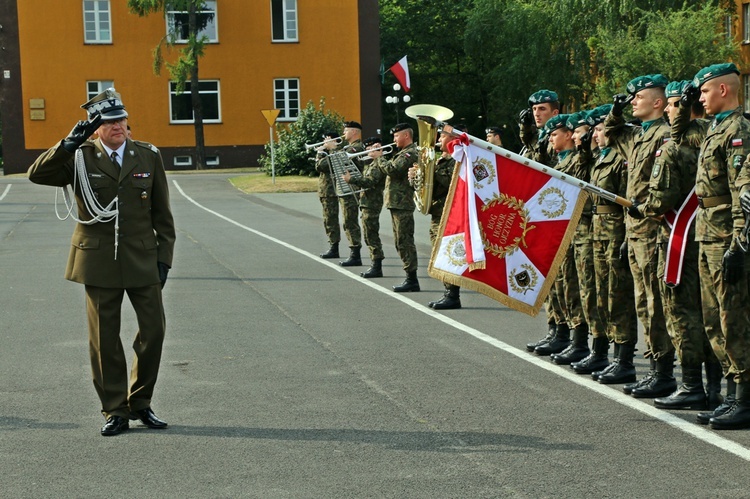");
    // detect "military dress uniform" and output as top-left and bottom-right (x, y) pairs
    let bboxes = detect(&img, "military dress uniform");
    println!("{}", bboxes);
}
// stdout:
(604, 74), (674, 393)
(28, 89), (175, 436)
